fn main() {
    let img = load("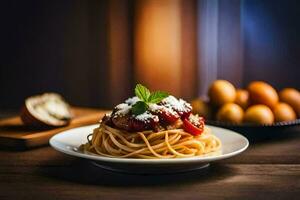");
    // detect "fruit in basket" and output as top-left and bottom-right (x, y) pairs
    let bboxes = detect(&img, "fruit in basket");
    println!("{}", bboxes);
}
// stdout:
(191, 98), (212, 119)
(216, 103), (244, 123)
(248, 81), (279, 109)
(20, 93), (72, 127)
(279, 88), (300, 117)
(208, 80), (236, 107)
(273, 103), (296, 122)
(244, 105), (274, 124)
(234, 89), (249, 109)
